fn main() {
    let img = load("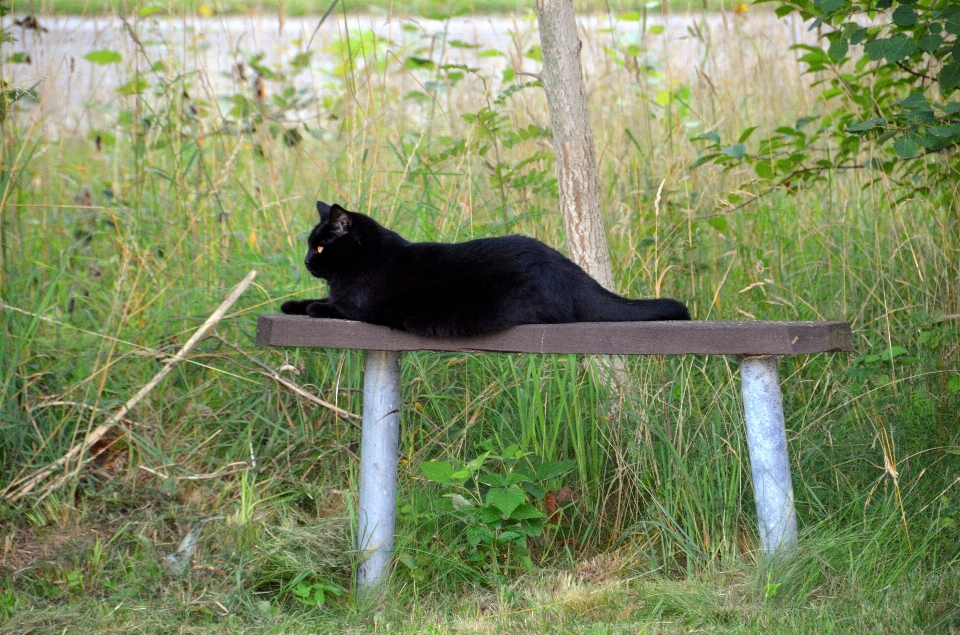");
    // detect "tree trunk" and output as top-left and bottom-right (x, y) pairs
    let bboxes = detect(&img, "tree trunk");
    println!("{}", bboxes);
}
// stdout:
(535, 0), (615, 292)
